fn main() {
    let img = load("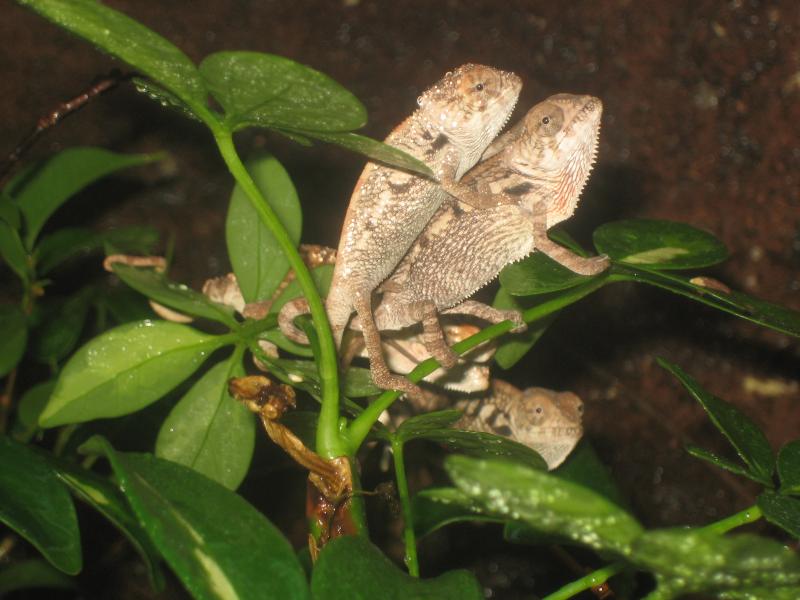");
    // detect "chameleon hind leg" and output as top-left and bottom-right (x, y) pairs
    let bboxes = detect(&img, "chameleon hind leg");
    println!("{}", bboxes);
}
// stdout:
(353, 291), (426, 401)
